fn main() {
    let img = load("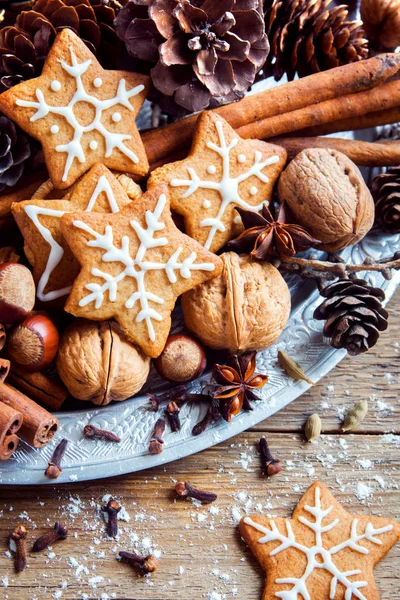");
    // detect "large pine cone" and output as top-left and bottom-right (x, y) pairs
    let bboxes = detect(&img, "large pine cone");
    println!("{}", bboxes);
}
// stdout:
(361, 0), (400, 50)
(0, 0), (126, 91)
(313, 279), (388, 355)
(371, 167), (400, 234)
(115, 0), (269, 116)
(0, 114), (38, 193)
(263, 0), (368, 81)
